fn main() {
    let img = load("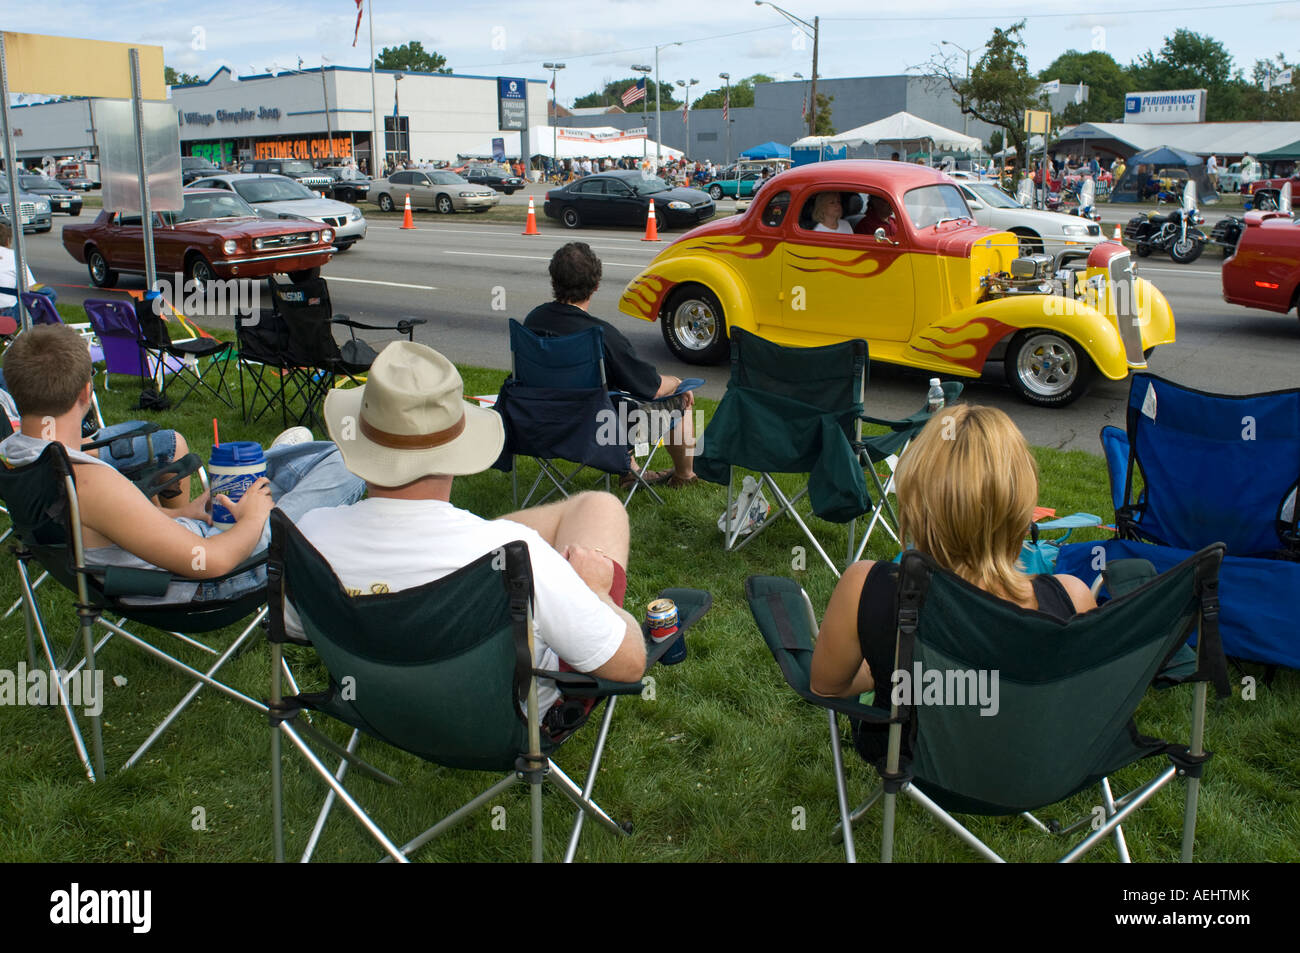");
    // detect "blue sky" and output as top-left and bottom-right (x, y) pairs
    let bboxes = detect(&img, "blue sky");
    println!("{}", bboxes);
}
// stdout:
(7, 0), (1300, 104)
